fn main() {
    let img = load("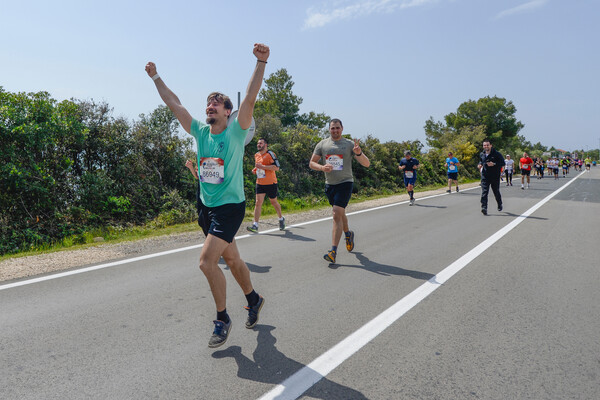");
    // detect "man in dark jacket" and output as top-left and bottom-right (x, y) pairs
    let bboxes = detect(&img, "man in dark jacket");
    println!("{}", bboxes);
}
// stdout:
(478, 139), (505, 215)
